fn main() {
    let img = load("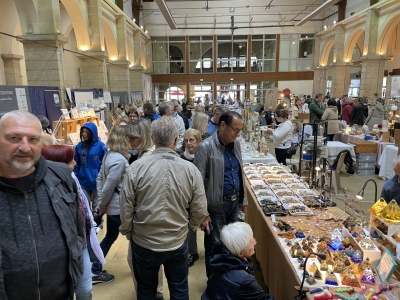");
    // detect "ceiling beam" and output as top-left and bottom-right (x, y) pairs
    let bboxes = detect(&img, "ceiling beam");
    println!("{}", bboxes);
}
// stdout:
(155, 0), (177, 29)
(296, 0), (341, 26)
